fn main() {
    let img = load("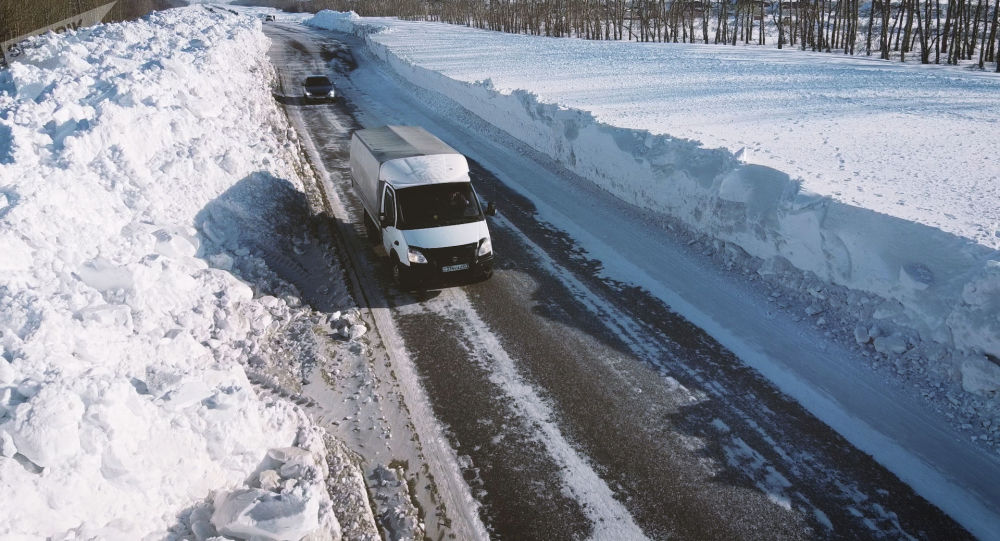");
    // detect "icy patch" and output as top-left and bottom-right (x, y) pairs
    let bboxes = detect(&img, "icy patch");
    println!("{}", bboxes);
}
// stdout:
(710, 418), (731, 433)
(722, 437), (794, 514)
(813, 507), (834, 531)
